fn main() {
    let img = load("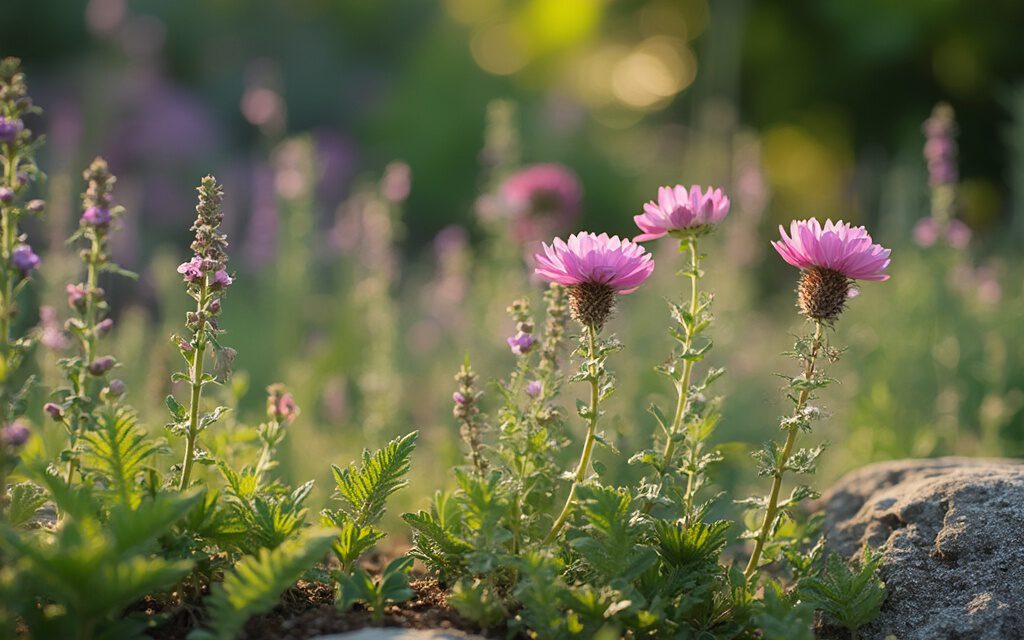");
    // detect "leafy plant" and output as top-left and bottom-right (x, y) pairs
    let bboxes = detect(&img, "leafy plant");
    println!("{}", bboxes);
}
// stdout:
(799, 548), (886, 640)
(189, 529), (336, 640)
(336, 557), (416, 623)
(322, 431), (417, 569)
